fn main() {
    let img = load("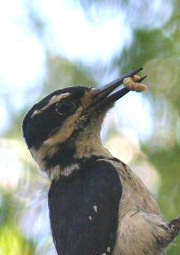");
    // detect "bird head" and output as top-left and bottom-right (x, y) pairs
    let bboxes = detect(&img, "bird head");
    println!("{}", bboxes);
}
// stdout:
(22, 68), (146, 179)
